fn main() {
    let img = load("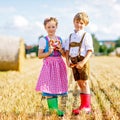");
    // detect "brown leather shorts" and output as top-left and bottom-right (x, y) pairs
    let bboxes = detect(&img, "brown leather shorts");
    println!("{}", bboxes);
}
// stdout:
(70, 56), (90, 81)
